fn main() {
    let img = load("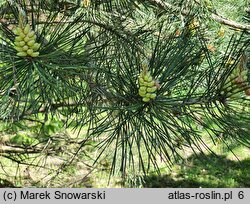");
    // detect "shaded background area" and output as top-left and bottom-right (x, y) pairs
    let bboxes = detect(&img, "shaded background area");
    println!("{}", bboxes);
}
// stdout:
(141, 154), (250, 188)
(3, 152), (249, 188)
